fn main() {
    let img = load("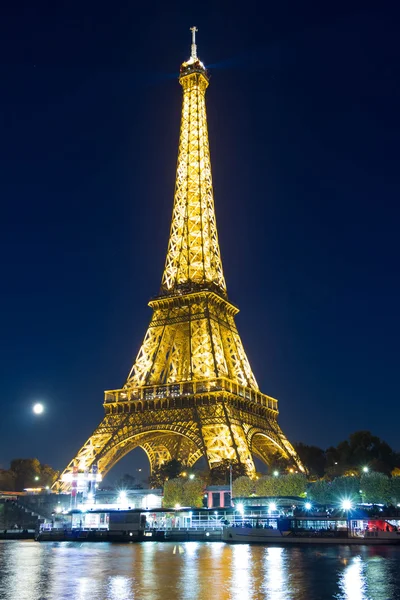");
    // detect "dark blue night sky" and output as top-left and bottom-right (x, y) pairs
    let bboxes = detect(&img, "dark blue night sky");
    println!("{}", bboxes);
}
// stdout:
(1, 1), (399, 481)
